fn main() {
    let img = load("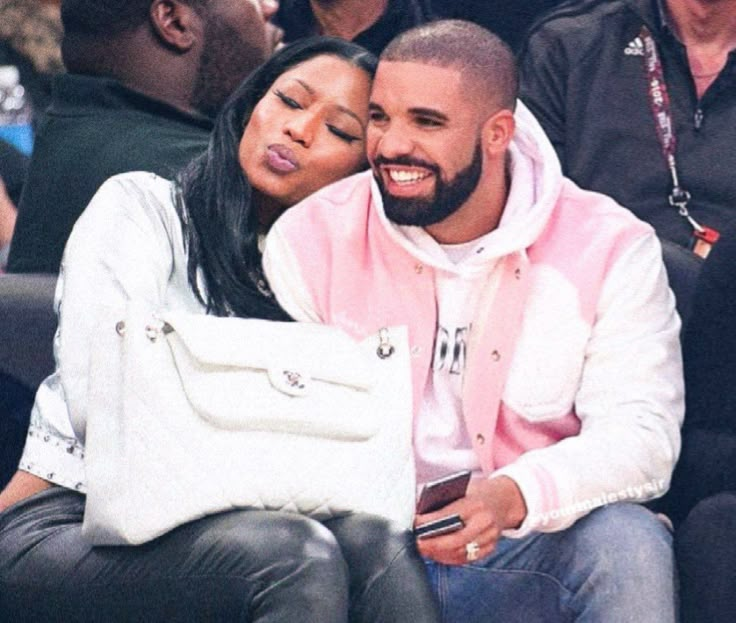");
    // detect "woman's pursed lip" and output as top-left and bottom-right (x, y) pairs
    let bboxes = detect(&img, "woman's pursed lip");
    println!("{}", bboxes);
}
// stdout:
(266, 144), (298, 172)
